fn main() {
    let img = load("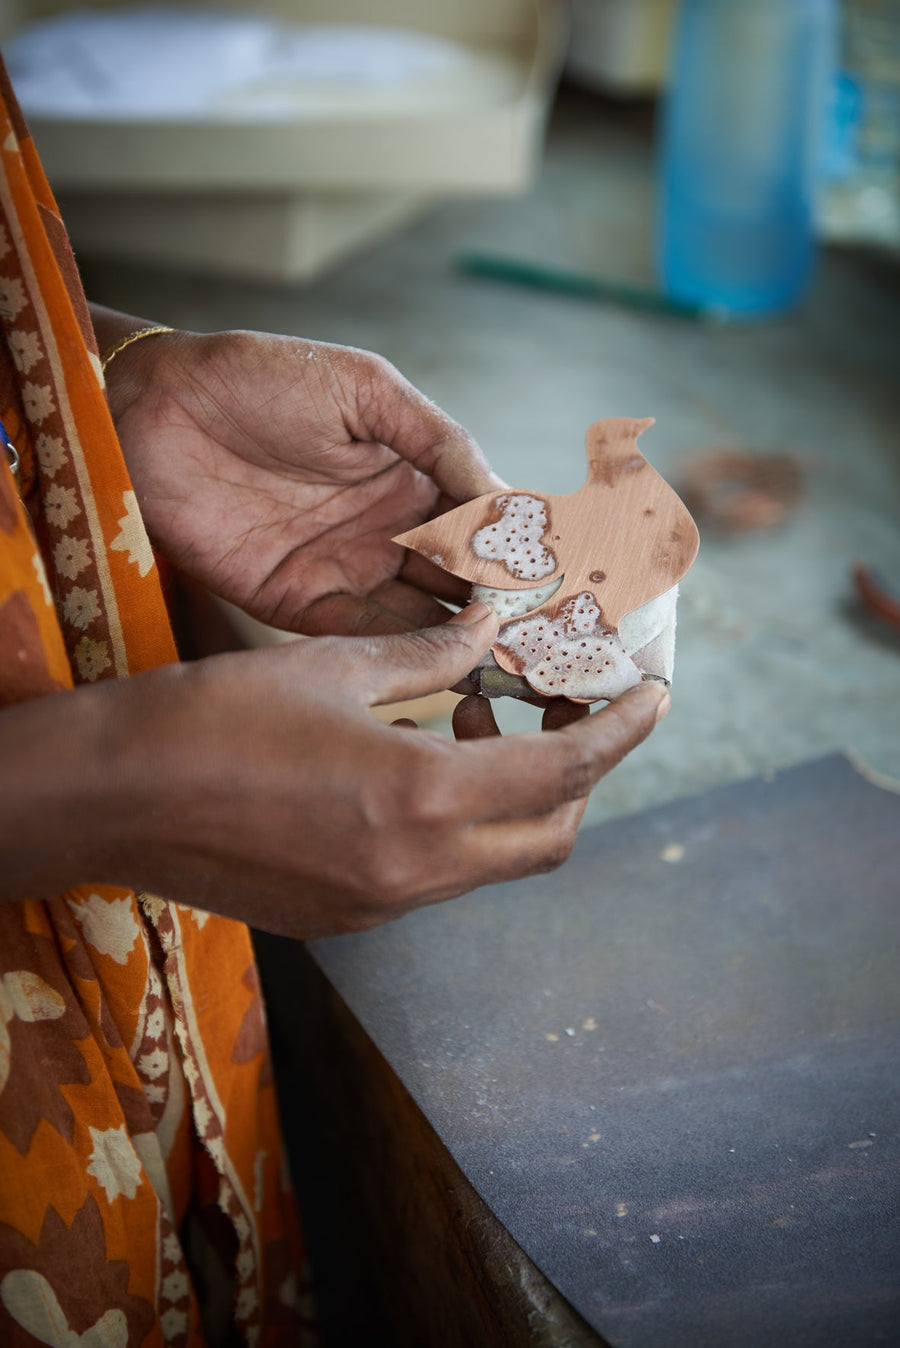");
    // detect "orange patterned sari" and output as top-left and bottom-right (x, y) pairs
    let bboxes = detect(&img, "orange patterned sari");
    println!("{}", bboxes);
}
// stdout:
(0, 63), (312, 1347)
